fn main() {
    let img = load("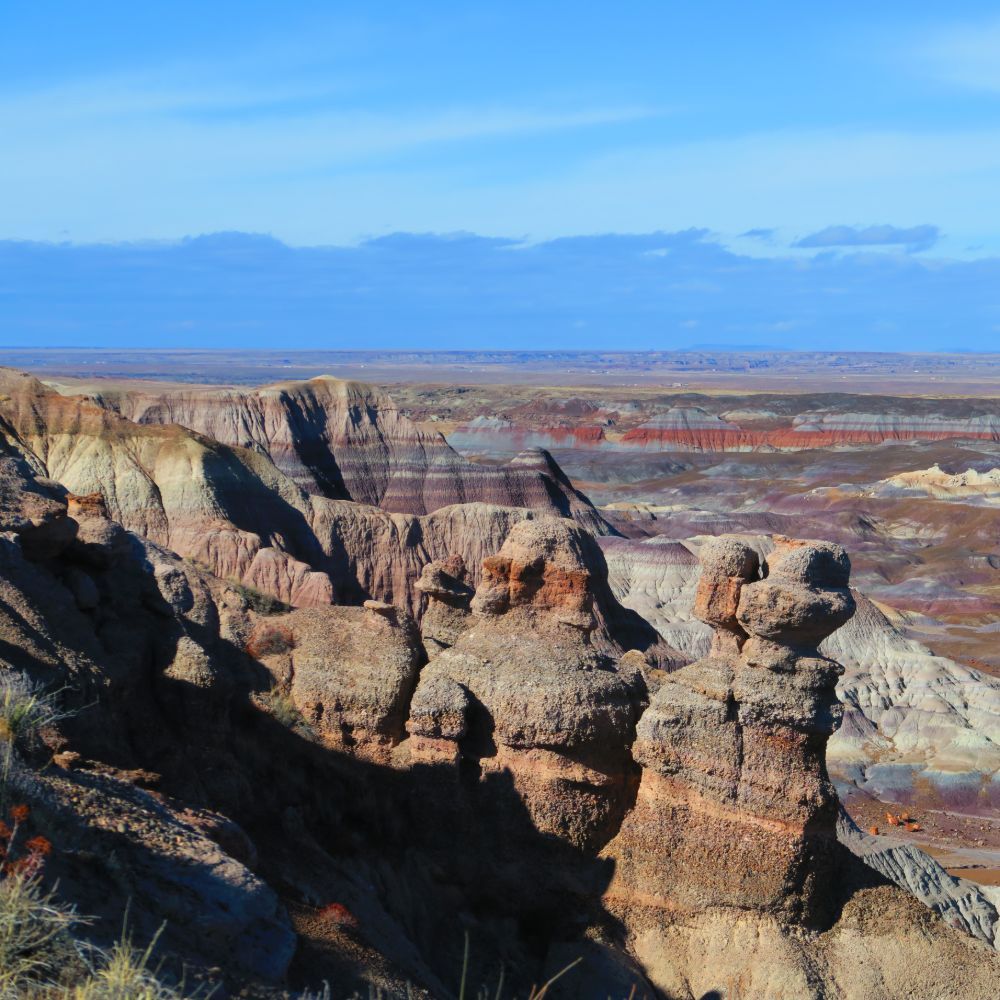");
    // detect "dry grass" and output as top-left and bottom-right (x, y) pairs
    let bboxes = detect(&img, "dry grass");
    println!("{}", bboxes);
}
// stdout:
(245, 624), (296, 659)
(0, 674), (67, 814)
(65, 925), (204, 1000)
(0, 873), (76, 997)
